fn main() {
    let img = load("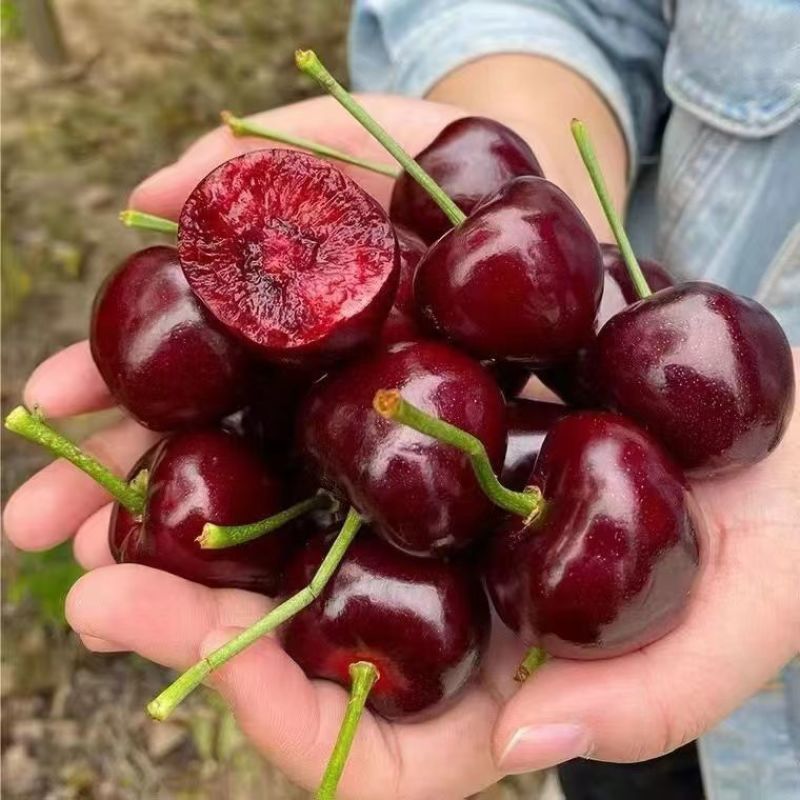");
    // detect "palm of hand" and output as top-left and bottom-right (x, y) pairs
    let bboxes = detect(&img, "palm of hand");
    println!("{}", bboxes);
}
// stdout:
(4, 95), (799, 800)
